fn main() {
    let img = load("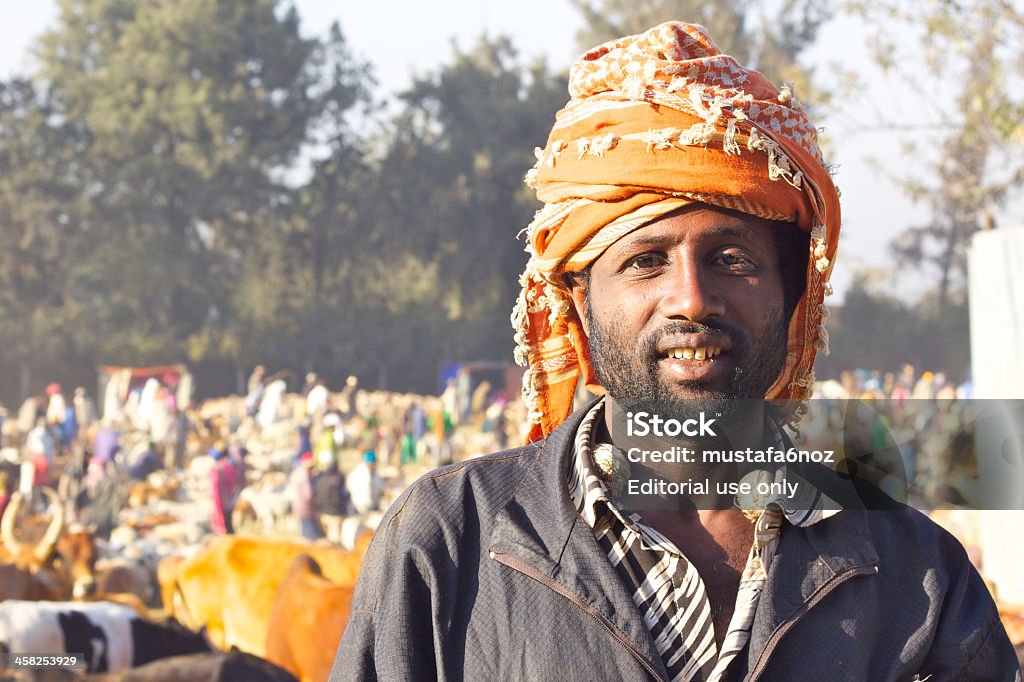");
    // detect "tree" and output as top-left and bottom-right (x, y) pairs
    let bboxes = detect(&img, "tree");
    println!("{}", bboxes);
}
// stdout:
(30, 0), (372, 368)
(847, 0), (1024, 310)
(818, 274), (970, 381)
(0, 78), (87, 398)
(351, 36), (566, 388)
